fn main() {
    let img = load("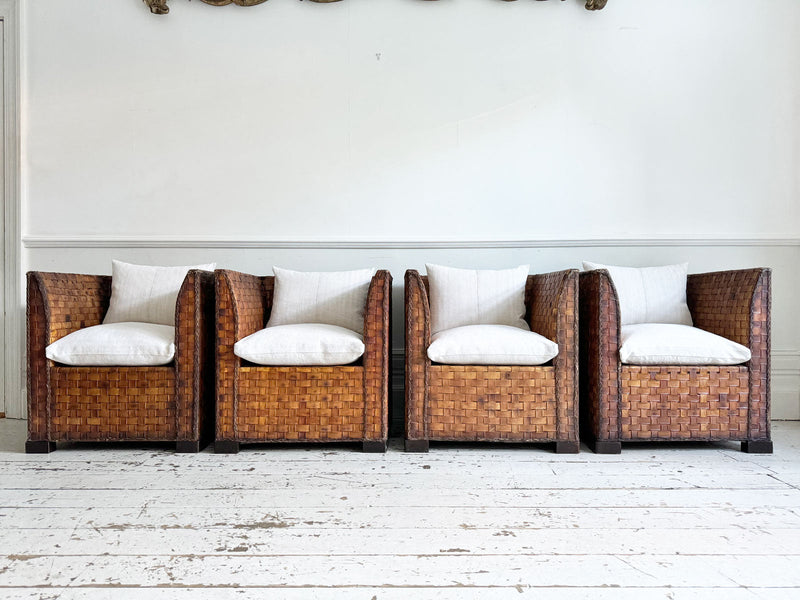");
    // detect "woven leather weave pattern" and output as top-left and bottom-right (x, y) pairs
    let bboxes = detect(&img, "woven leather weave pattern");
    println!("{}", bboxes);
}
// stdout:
(236, 367), (364, 441)
(215, 269), (391, 445)
(405, 269), (579, 444)
(215, 270), (265, 440)
(50, 366), (176, 441)
(620, 366), (749, 440)
(428, 365), (557, 441)
(578, 270), (621, 443)
(580, 267), (771, 446)
(746, 270), (771, 441)
(27, 270), (211, 447)
(531, 270), (579, 440)
(362, 271), (392, 441)
(27, 273), (52, 442)
(175, 270), (215, 442)
(687, 269), (771, 441)
(687, 270), (762, 347)
(405, 271), (430, 441)
(37, 273), (111, 345)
